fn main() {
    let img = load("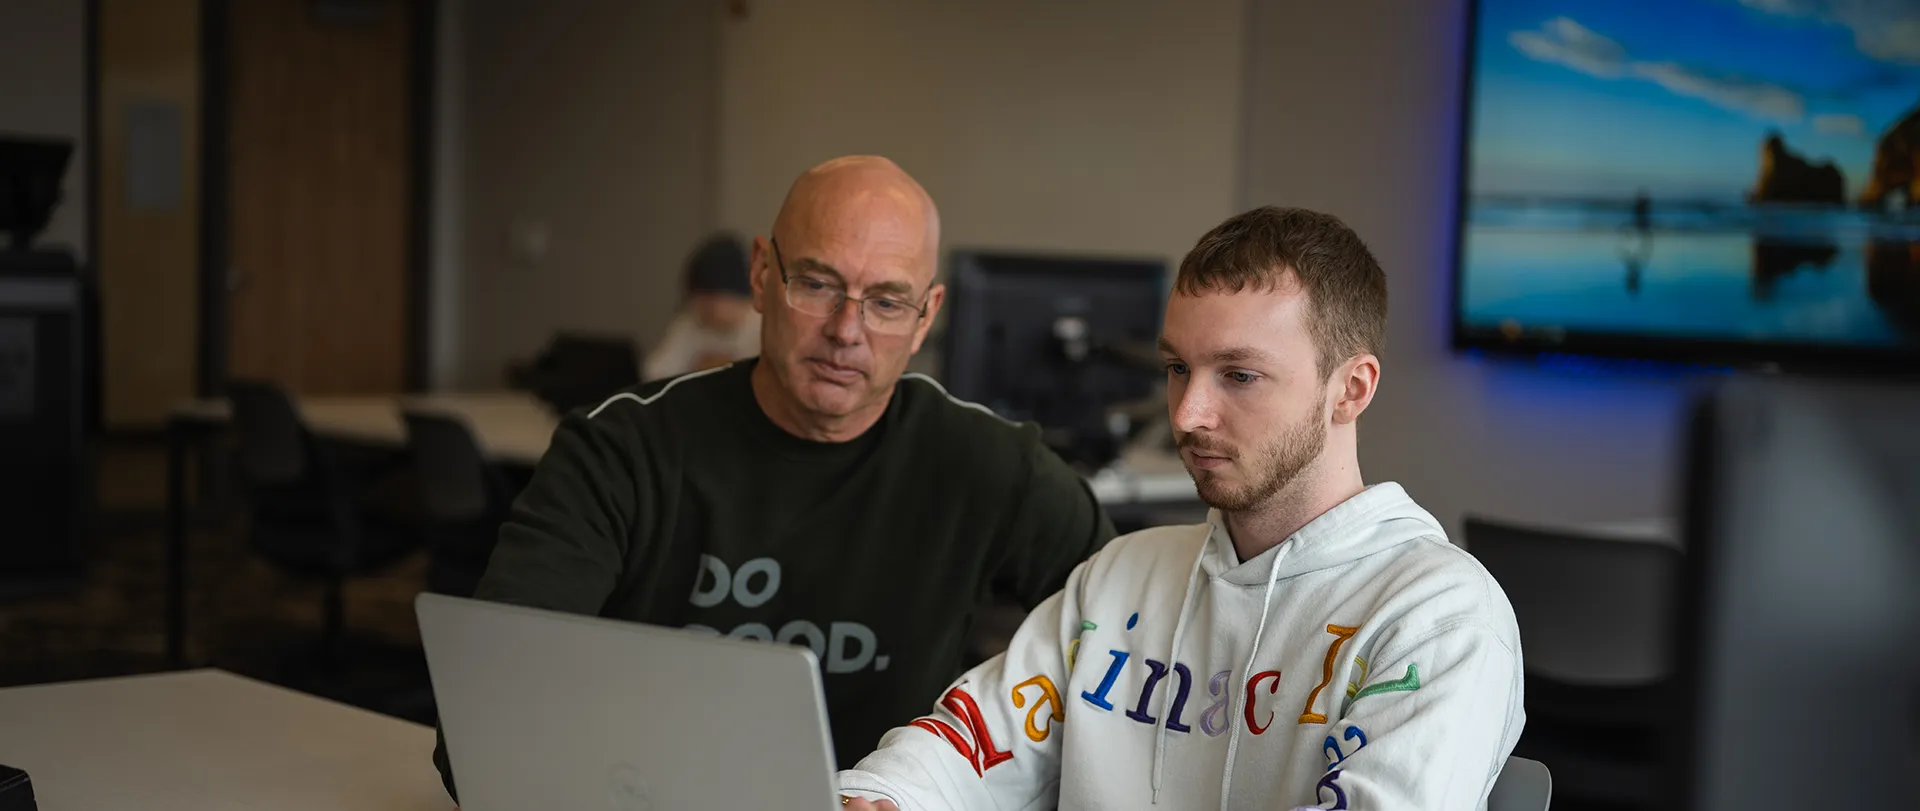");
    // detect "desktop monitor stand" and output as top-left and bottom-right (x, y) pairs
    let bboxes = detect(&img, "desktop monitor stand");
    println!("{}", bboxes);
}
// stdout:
(0, 246), (88, 597)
